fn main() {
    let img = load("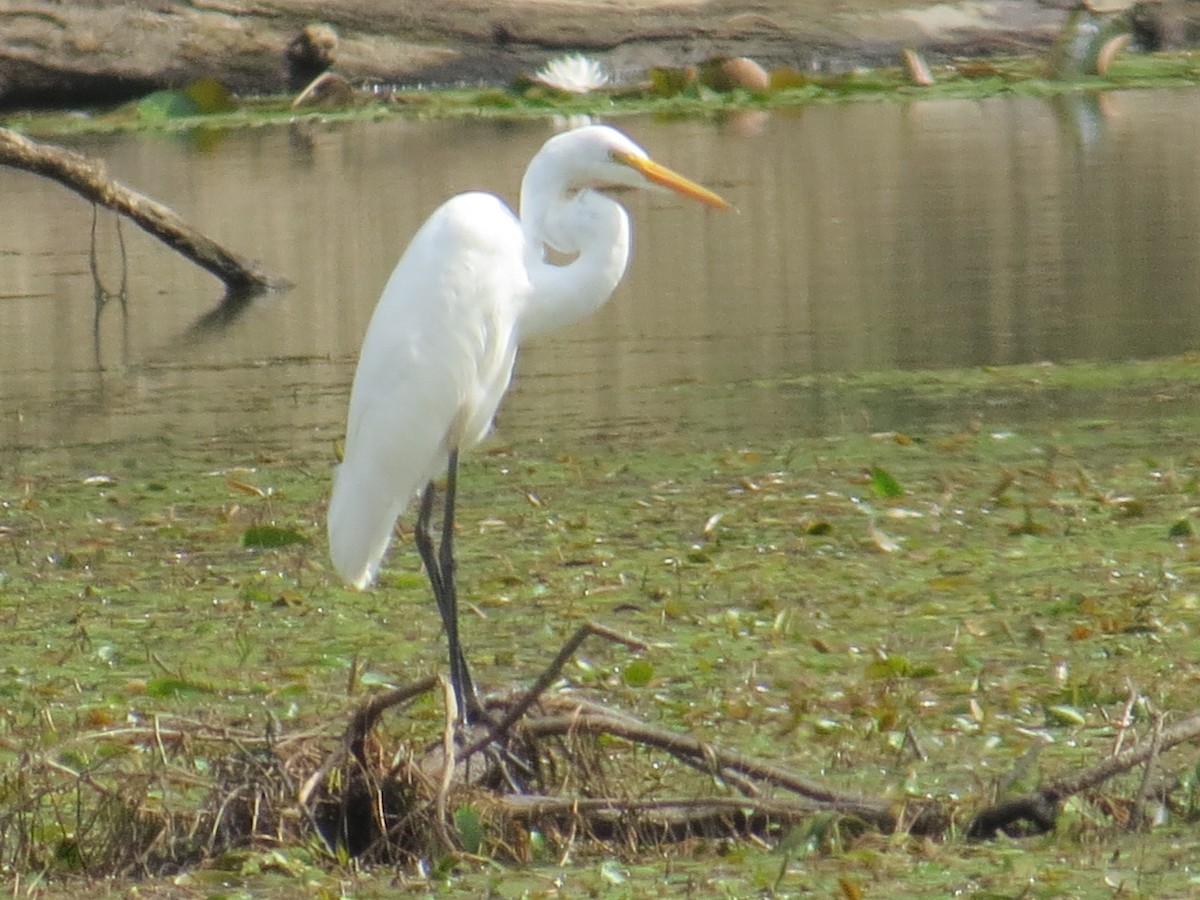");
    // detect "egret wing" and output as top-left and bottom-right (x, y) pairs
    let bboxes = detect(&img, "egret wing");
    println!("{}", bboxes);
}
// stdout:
(328, 193), (527, 589)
